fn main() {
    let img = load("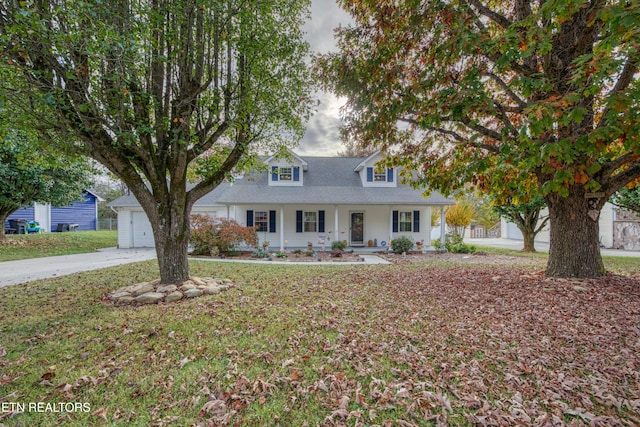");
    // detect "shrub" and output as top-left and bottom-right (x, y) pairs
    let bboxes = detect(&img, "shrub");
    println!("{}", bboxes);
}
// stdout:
(190, 214), (258, 255)
(390, 236), (414, 254)
(331, 240), (346, 251)
(305, 250), (315, 257)
(275, 251), (288, 258)
(252, 248), (270, 258)
(432, 233), (476, 254)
